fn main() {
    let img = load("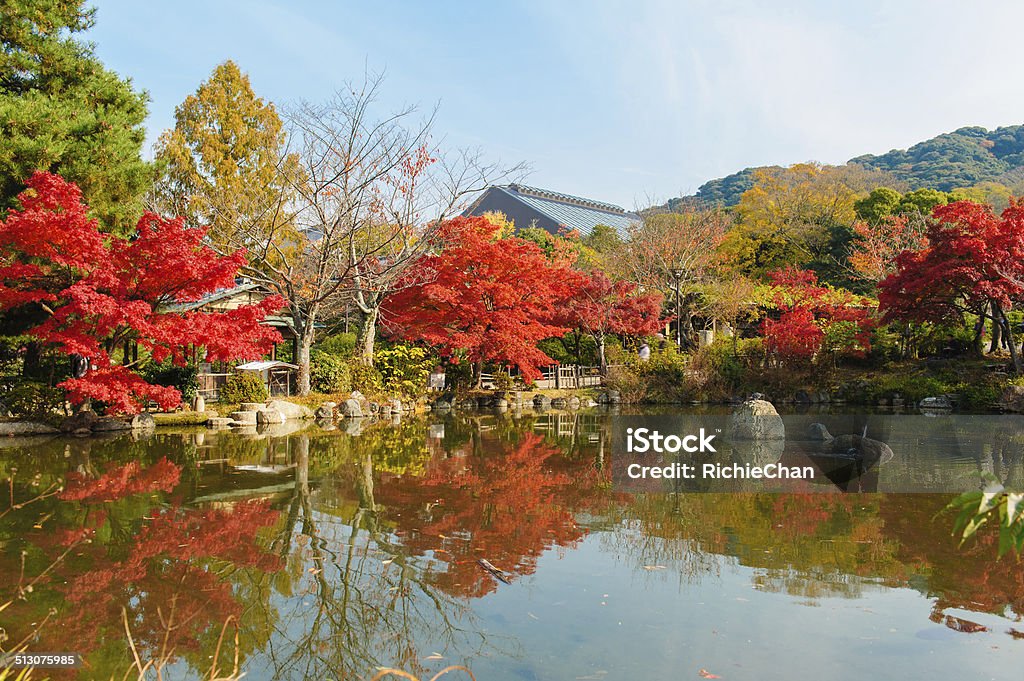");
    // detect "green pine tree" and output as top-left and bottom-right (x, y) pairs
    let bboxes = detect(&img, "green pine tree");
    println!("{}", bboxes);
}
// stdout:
(0, 0), (152, 231)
